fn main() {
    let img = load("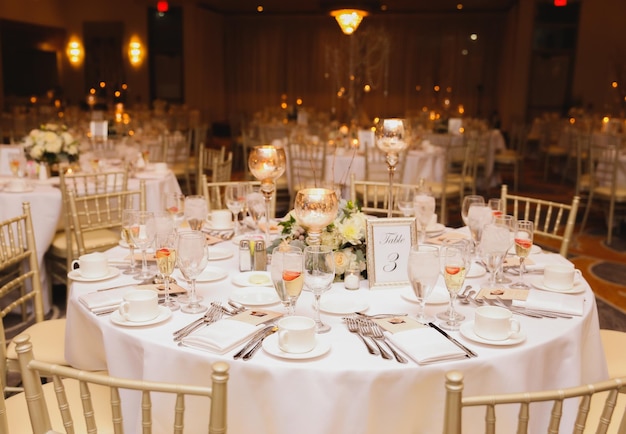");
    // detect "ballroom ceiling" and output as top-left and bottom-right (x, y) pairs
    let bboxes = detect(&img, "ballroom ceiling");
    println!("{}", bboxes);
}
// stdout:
(194, 0), (519, 15)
